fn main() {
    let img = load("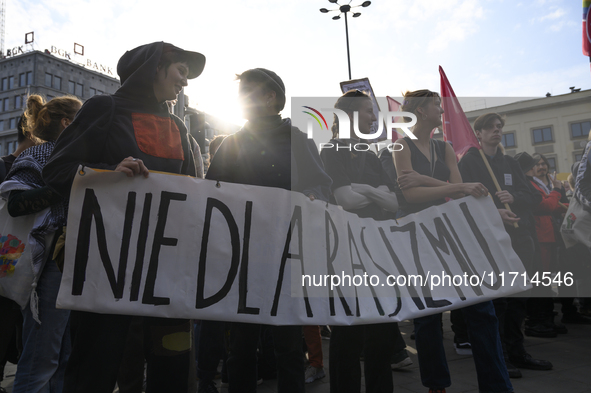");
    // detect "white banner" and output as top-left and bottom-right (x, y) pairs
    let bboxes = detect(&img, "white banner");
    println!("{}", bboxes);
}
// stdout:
(57, 168), (529, 325)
